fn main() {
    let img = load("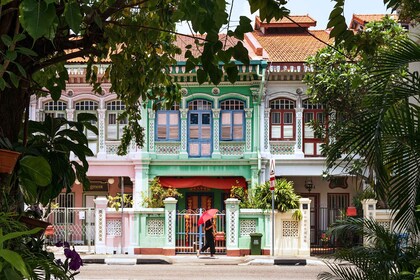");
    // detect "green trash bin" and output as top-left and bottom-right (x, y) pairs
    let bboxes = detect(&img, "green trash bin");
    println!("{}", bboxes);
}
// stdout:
(250, 233), (263, 255)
